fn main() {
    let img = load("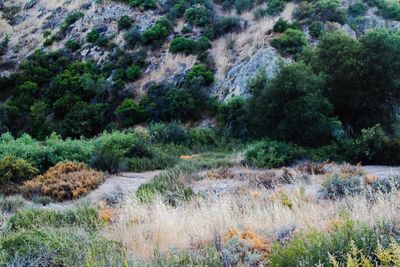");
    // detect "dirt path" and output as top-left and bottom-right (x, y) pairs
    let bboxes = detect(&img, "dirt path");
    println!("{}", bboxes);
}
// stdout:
(363, 166), (400, 178)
